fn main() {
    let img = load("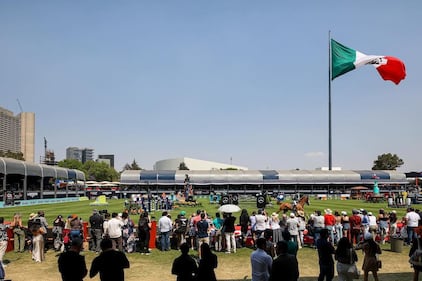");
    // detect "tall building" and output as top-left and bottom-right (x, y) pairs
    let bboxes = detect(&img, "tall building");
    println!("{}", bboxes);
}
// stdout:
(66, 147), (94, 163)
(98, 154), (115, 168)
(0, 106), (35, 162)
